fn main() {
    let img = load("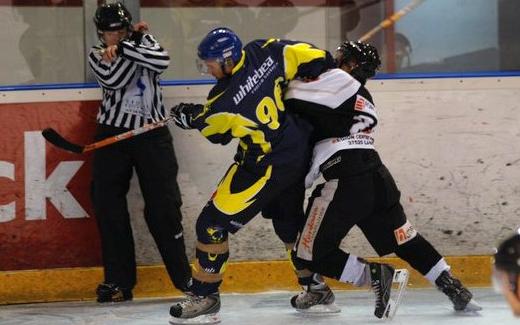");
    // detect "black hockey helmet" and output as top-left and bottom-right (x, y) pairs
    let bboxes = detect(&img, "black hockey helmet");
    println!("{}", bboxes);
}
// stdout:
(495, 233), (520, 274)
(94, 2), (132, 33)
(335, 40), (381, 84)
